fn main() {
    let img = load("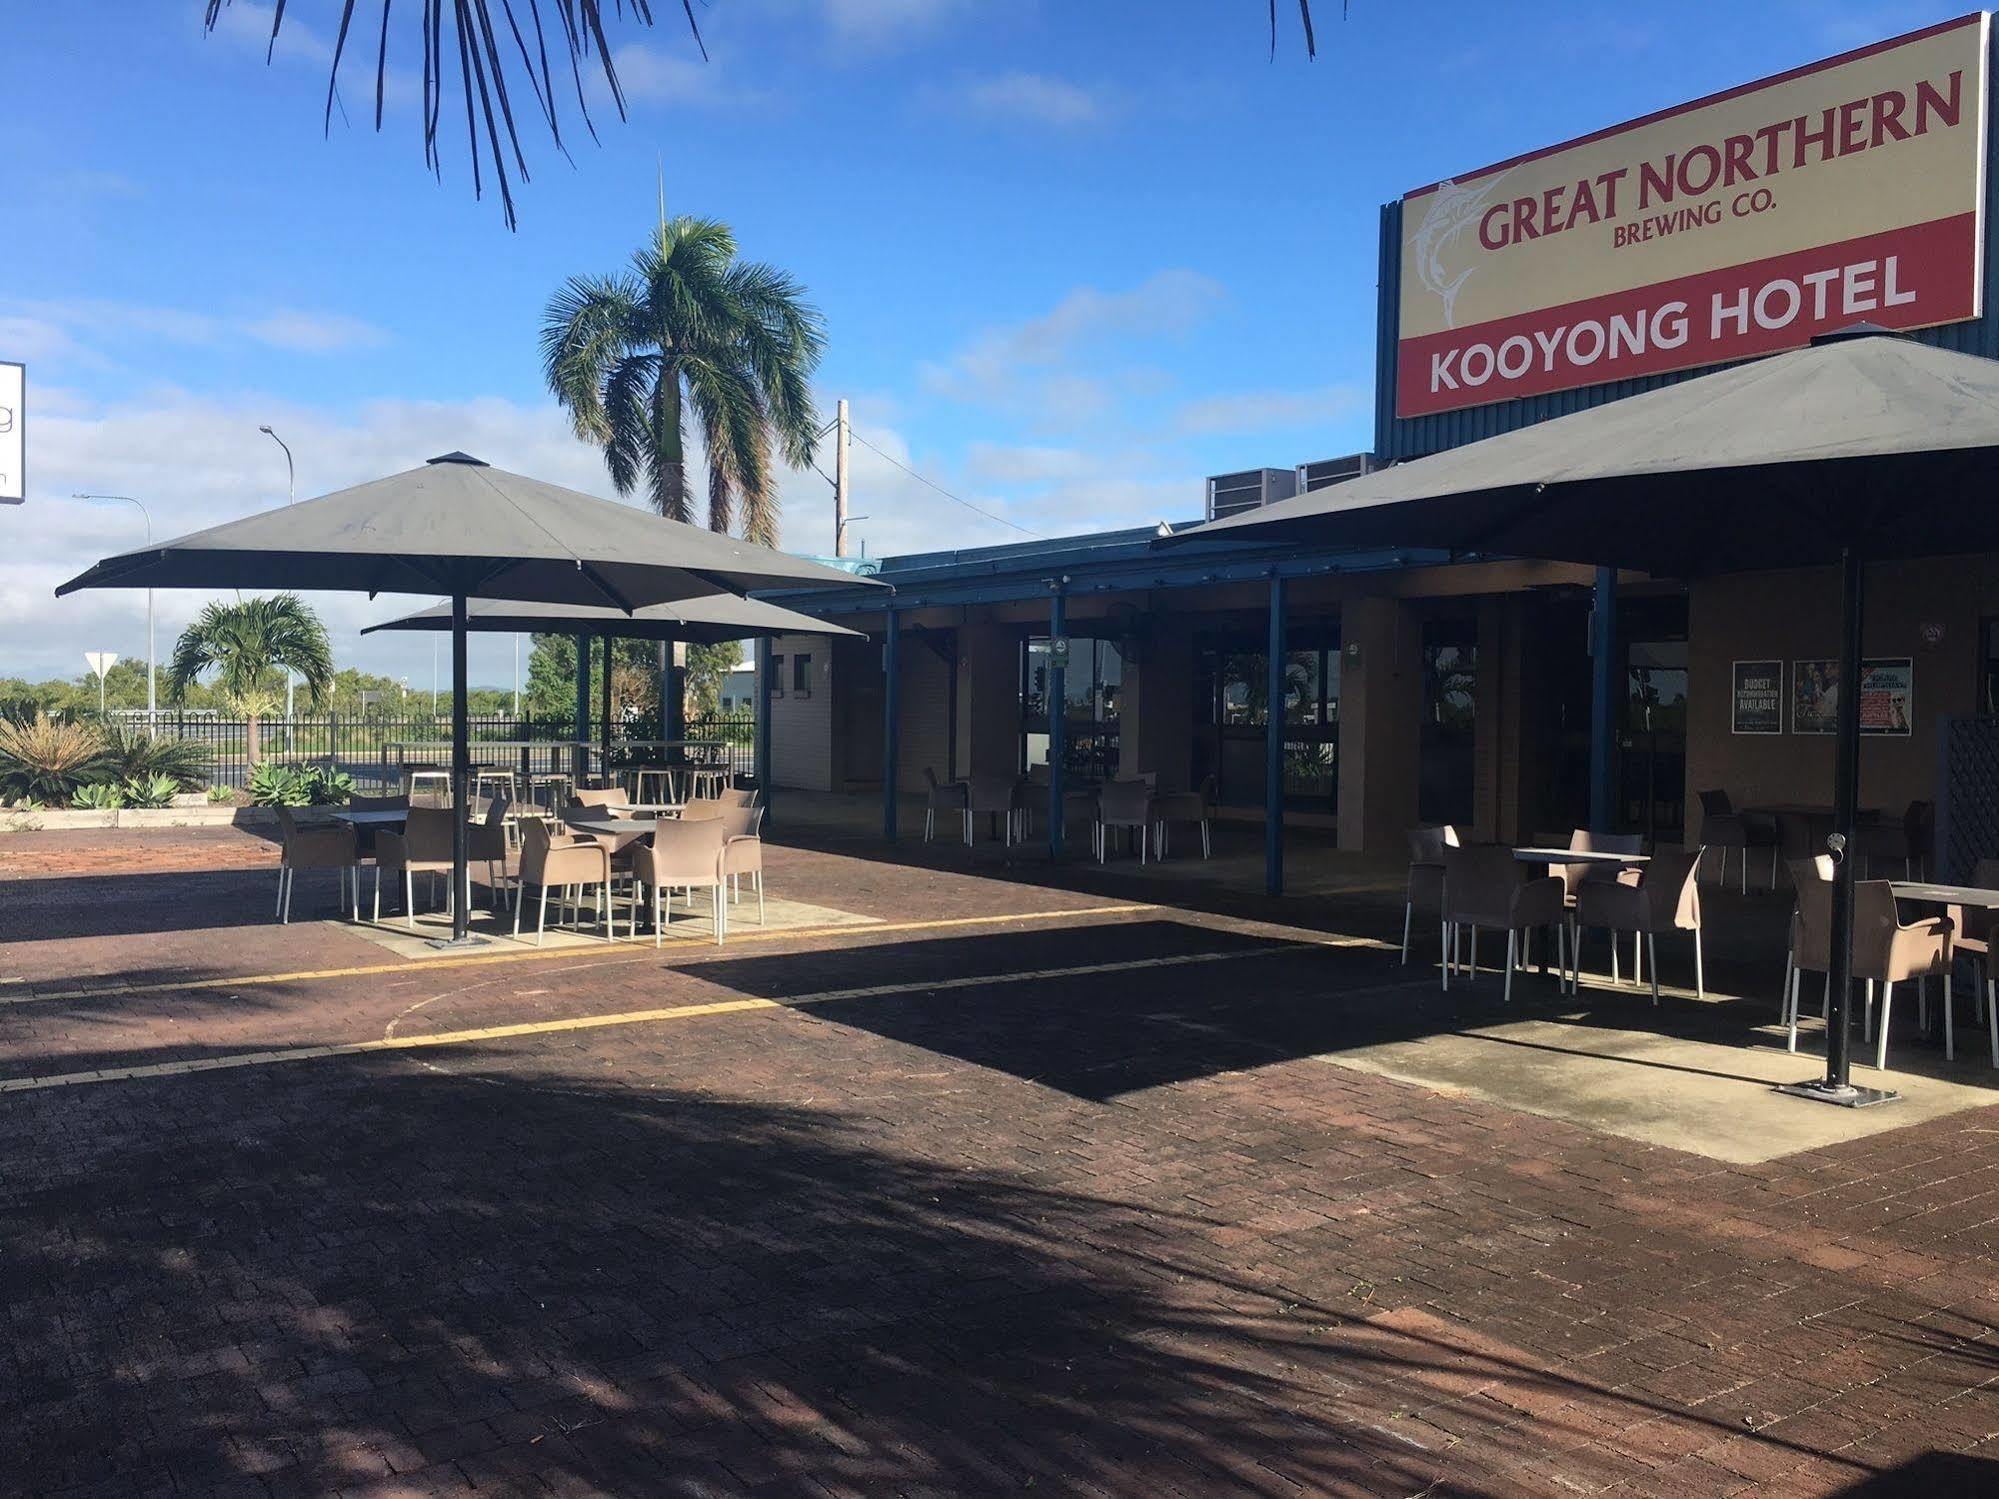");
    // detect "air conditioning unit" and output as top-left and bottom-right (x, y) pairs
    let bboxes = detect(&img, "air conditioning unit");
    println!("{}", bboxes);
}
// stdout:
(1204, 467), (1298, 522)
(1294, 452), (1377, 492)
